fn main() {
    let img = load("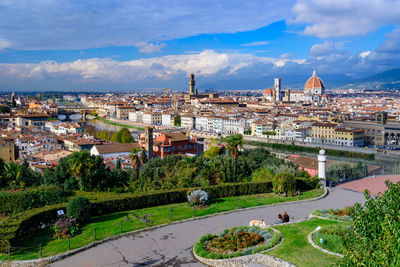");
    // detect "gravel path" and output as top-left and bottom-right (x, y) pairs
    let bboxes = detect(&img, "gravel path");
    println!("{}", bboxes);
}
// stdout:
(48, 188), (365, 267)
